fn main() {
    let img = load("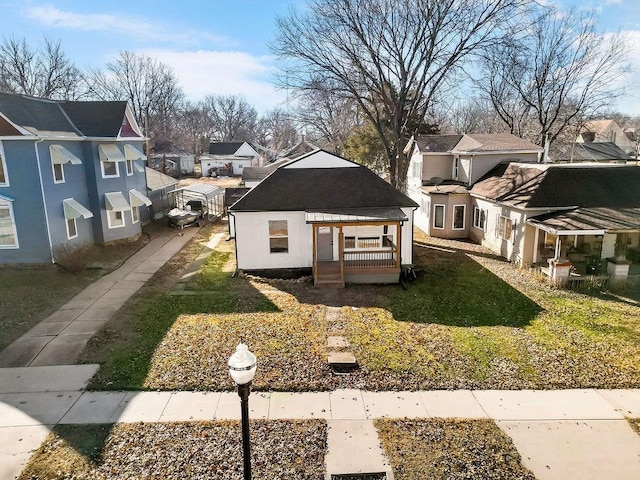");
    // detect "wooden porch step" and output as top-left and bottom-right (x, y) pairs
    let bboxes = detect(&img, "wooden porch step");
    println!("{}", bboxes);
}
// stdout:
(316, 280), (345, 288)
